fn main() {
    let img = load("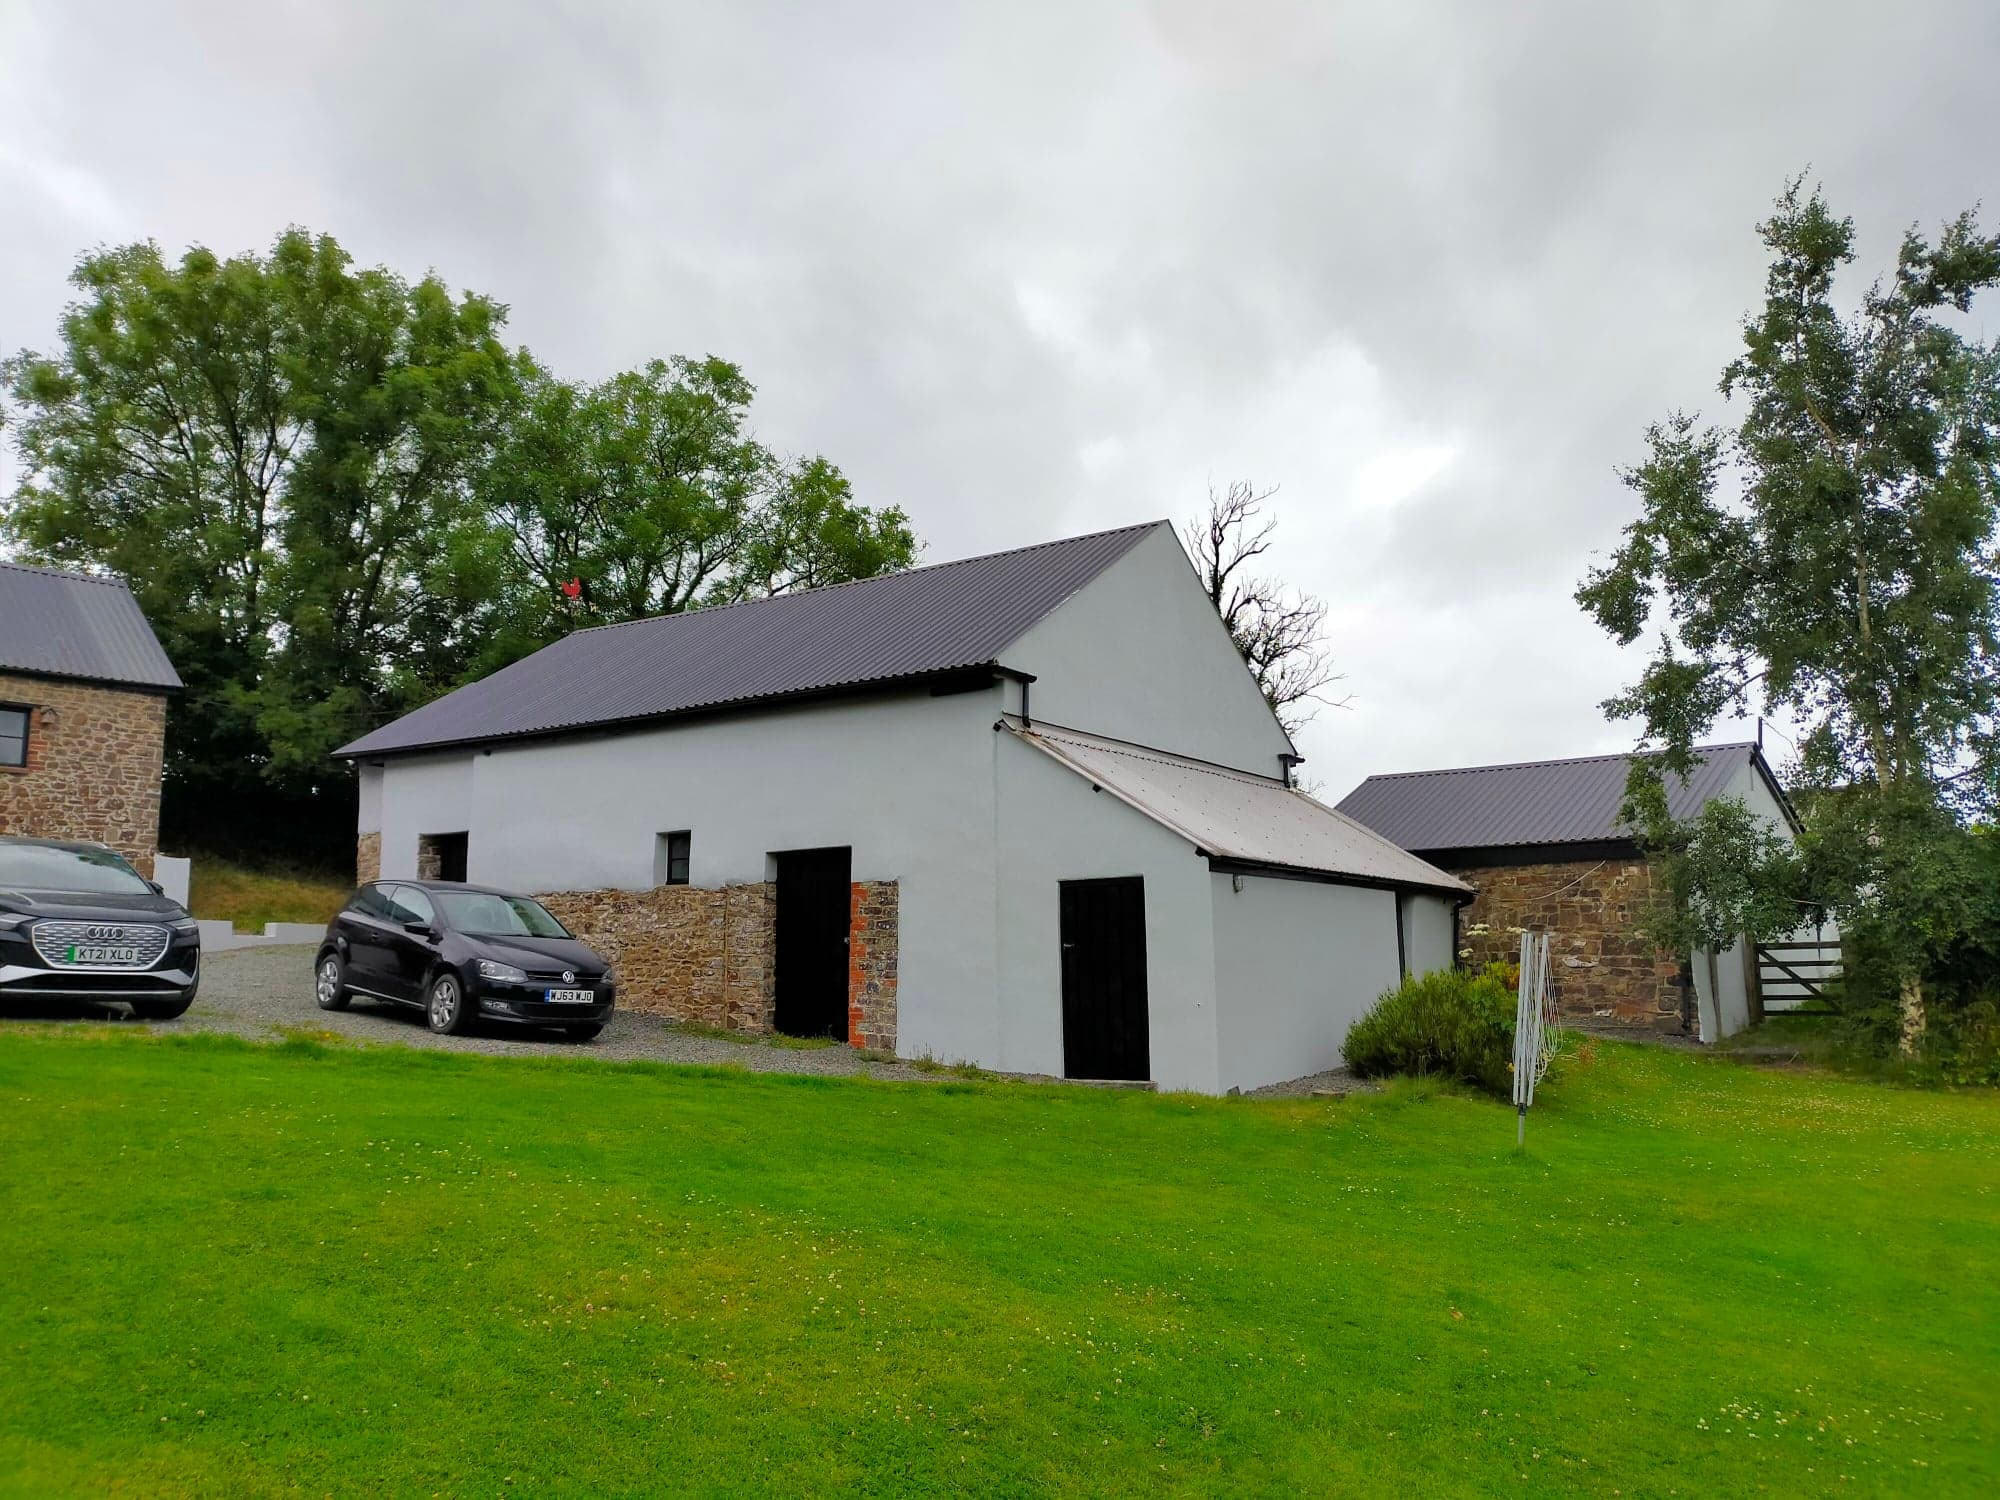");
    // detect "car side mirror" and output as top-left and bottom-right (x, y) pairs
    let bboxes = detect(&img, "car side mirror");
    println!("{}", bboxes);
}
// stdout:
(405, 920), (437, 938)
